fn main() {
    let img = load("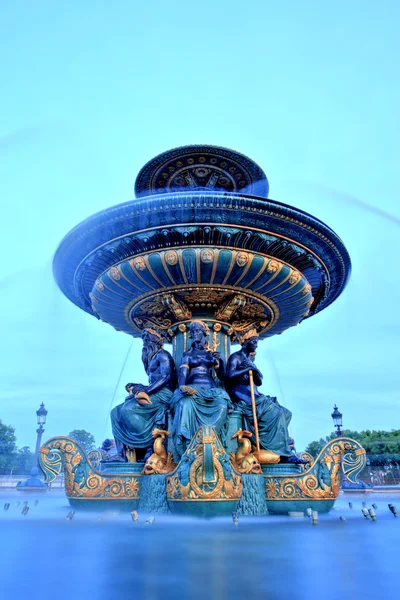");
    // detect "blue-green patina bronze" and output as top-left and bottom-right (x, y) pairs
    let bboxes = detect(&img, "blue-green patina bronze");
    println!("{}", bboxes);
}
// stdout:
(110, 329), (176, 460)
(171, 321), (231, 458)
(226, 335), (300, 461)
(47, 144), (360, 517)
